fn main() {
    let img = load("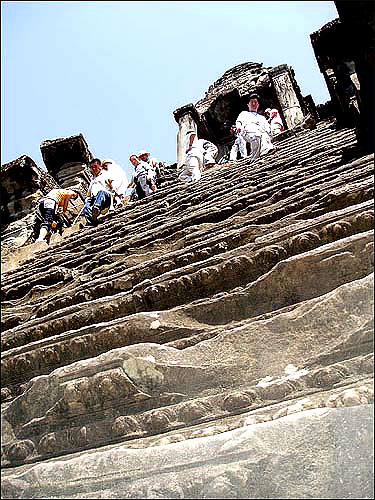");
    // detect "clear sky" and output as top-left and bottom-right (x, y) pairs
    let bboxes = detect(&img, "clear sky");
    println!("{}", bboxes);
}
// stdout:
(2, 1), (338, 180)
